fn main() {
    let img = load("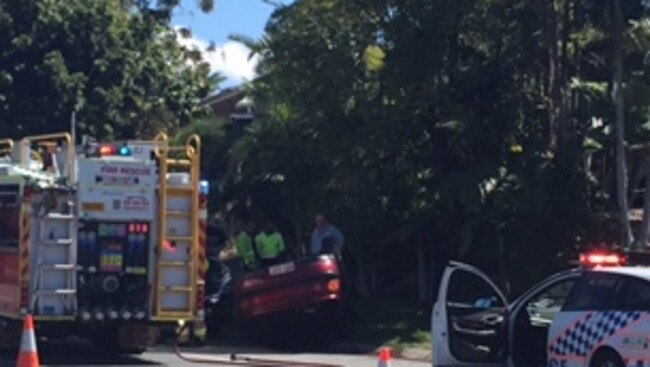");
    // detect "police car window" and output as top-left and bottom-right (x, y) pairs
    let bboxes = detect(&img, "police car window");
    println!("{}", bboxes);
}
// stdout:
(562, 273), (621, 311)
(525, 278), (576, 323)
(621, 277), (650, 310)
(447, 269), (504, 308)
